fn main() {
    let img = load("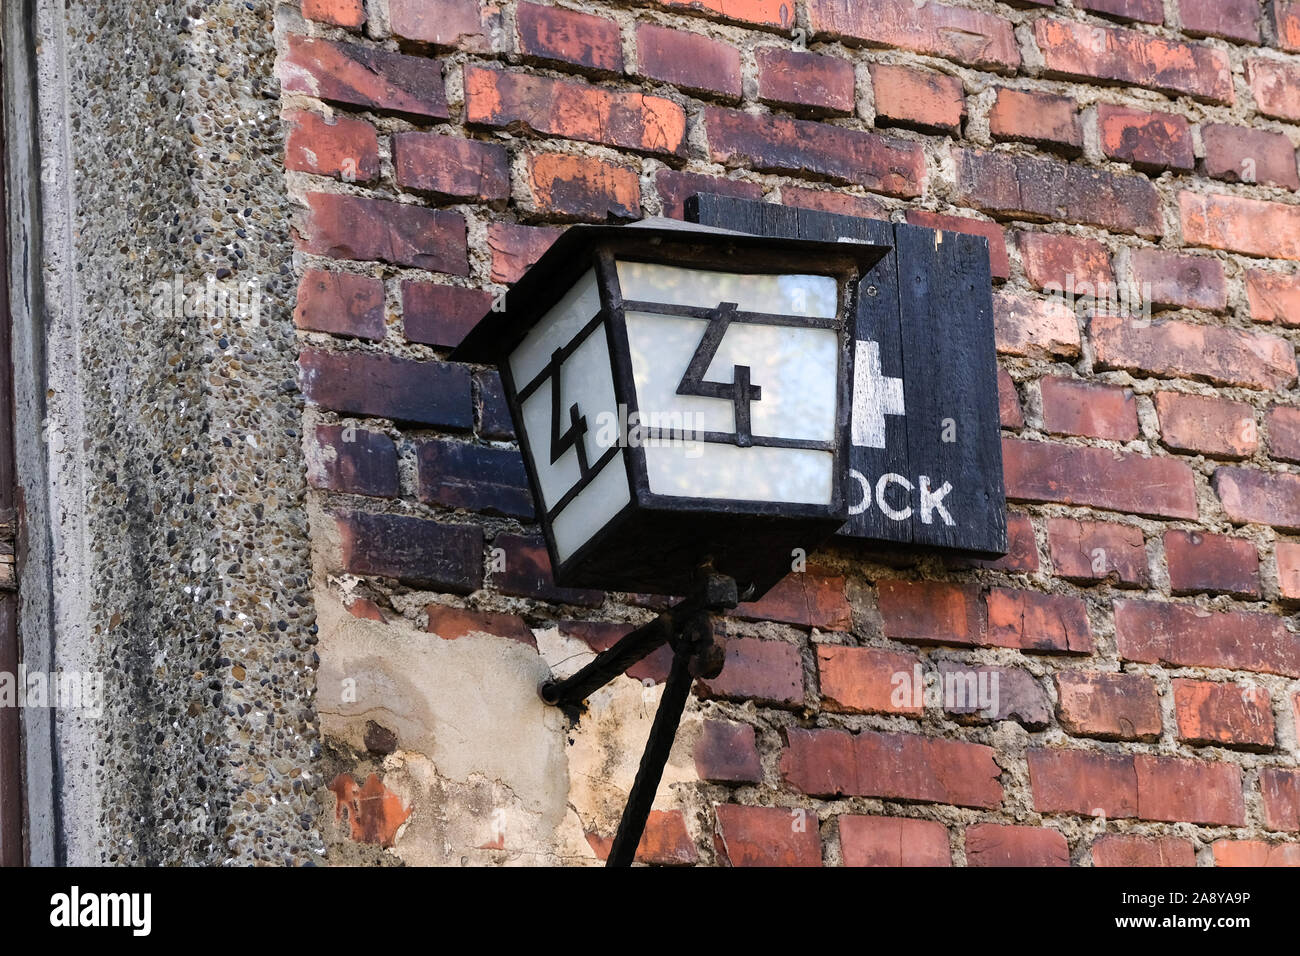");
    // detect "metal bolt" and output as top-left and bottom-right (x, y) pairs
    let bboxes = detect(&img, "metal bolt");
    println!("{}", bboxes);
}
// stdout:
(866, 285), (879, 297)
